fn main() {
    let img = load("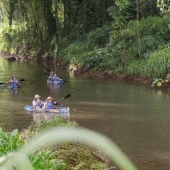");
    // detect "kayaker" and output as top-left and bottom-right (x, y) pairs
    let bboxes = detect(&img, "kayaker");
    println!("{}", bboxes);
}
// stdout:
(32, 94), (44, 110)
(48, 72), (54, 81)
(7, 75), (20, 86)
(53, 73), (62, 81)
(44, 96), (57, 109)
